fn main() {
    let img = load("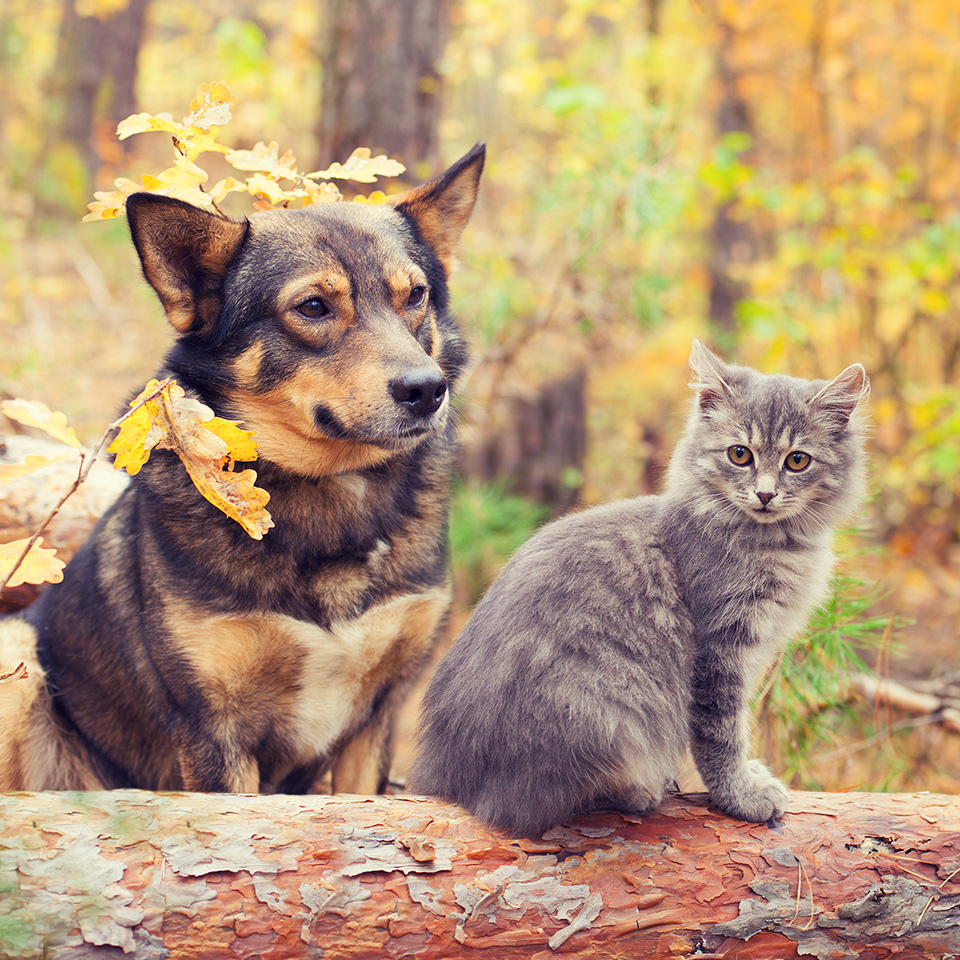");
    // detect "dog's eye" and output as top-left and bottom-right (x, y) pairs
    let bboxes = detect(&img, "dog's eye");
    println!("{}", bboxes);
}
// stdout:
(297, 297), (330, 320)
(406, 285), (427, 308)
